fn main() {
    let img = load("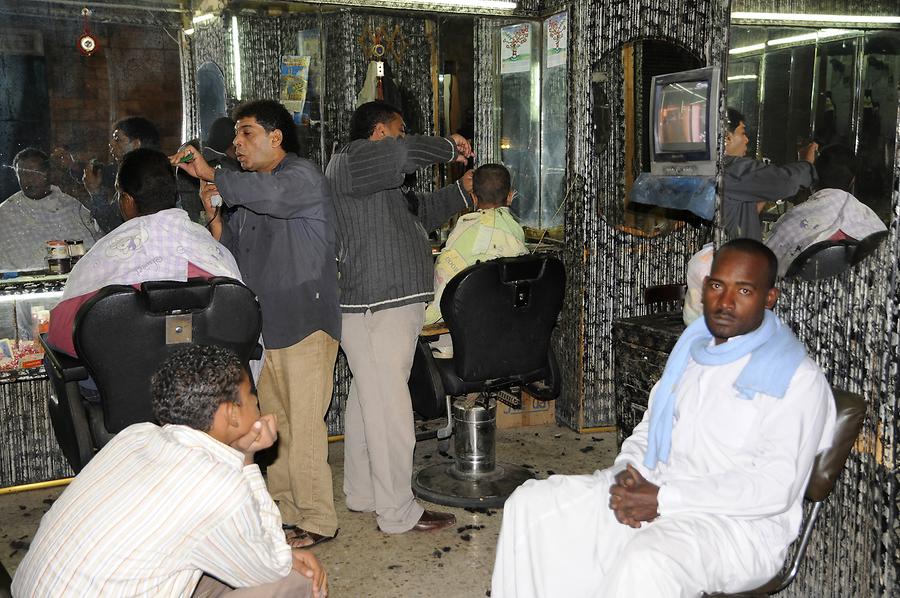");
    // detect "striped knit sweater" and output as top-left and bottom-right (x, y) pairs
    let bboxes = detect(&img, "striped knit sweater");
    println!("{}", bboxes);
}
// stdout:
(326, 135), (470, 313)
